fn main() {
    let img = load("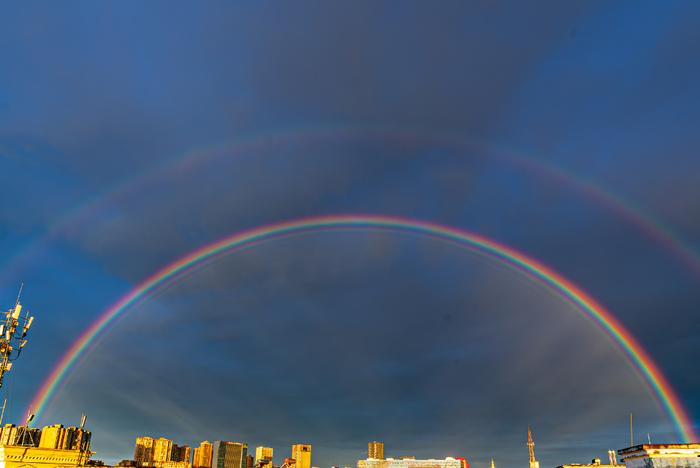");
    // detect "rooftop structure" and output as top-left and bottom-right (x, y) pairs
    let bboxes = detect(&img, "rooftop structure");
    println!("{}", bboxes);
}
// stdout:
(557, 457), (624, 468)
(618, 444), (700, 468)
(358, 457), (464, 468)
